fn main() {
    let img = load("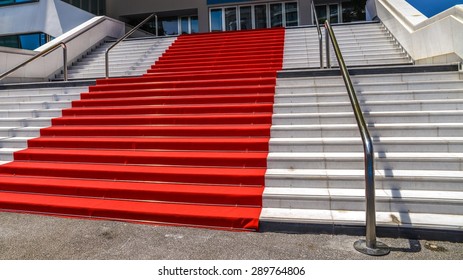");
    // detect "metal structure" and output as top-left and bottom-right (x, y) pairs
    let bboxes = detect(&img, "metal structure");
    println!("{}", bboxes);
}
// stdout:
(311, 0), (323, 69)
(0, 42), (68, 82)
(105, 13), (157, 79)
(324, 20), (390, 256)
